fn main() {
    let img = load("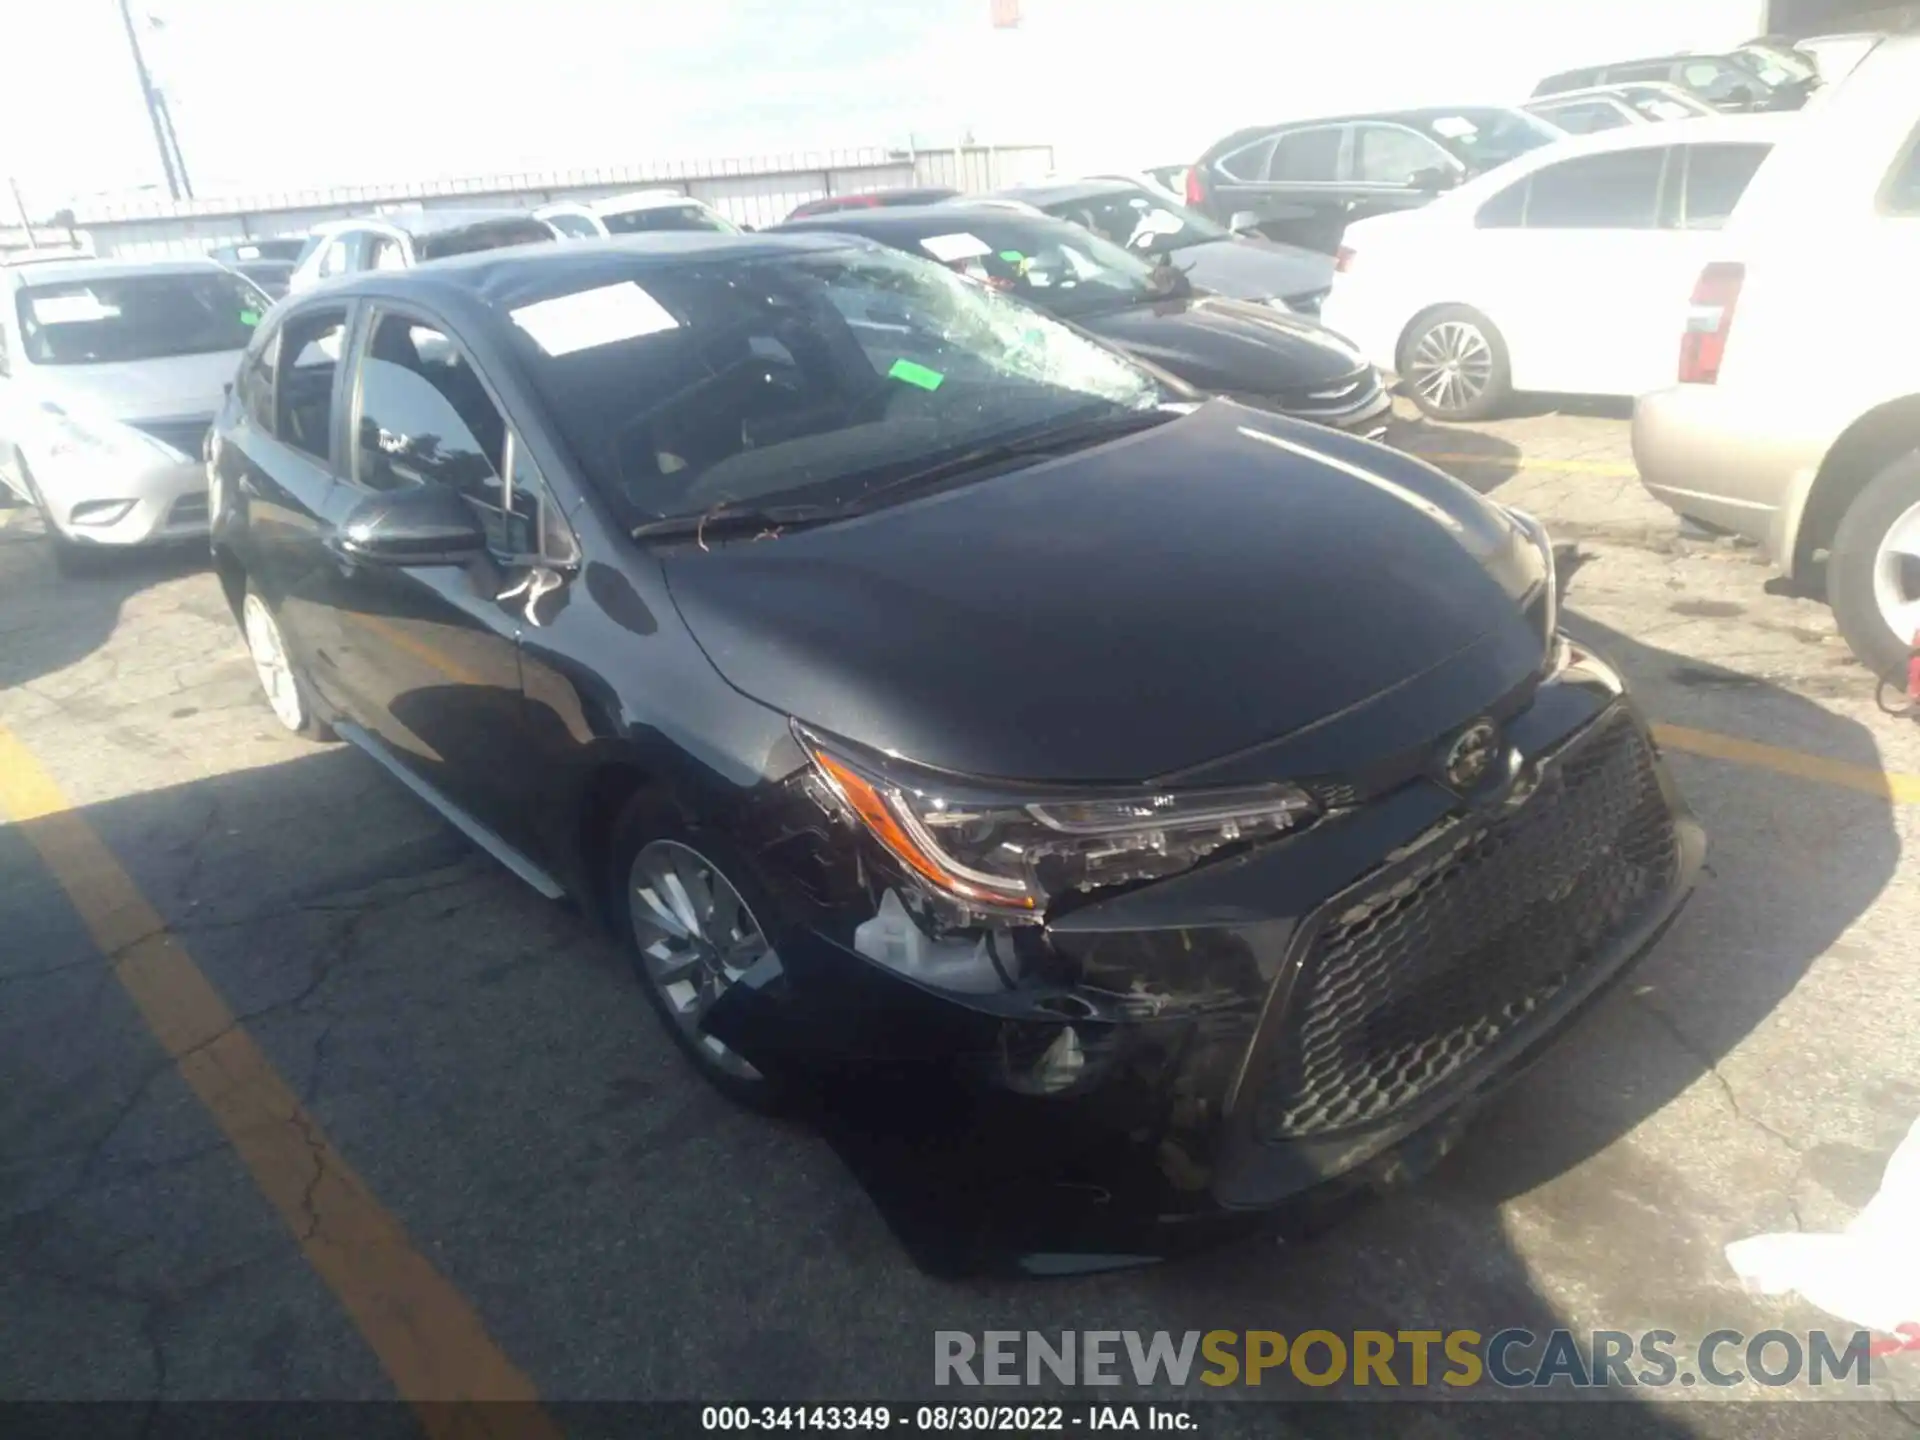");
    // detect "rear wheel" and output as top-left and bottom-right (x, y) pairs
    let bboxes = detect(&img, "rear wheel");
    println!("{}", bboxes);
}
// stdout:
(1399, 305), (1512, 422)
(240, 584), (334, 740)
(1829, 450), (1920, 682)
